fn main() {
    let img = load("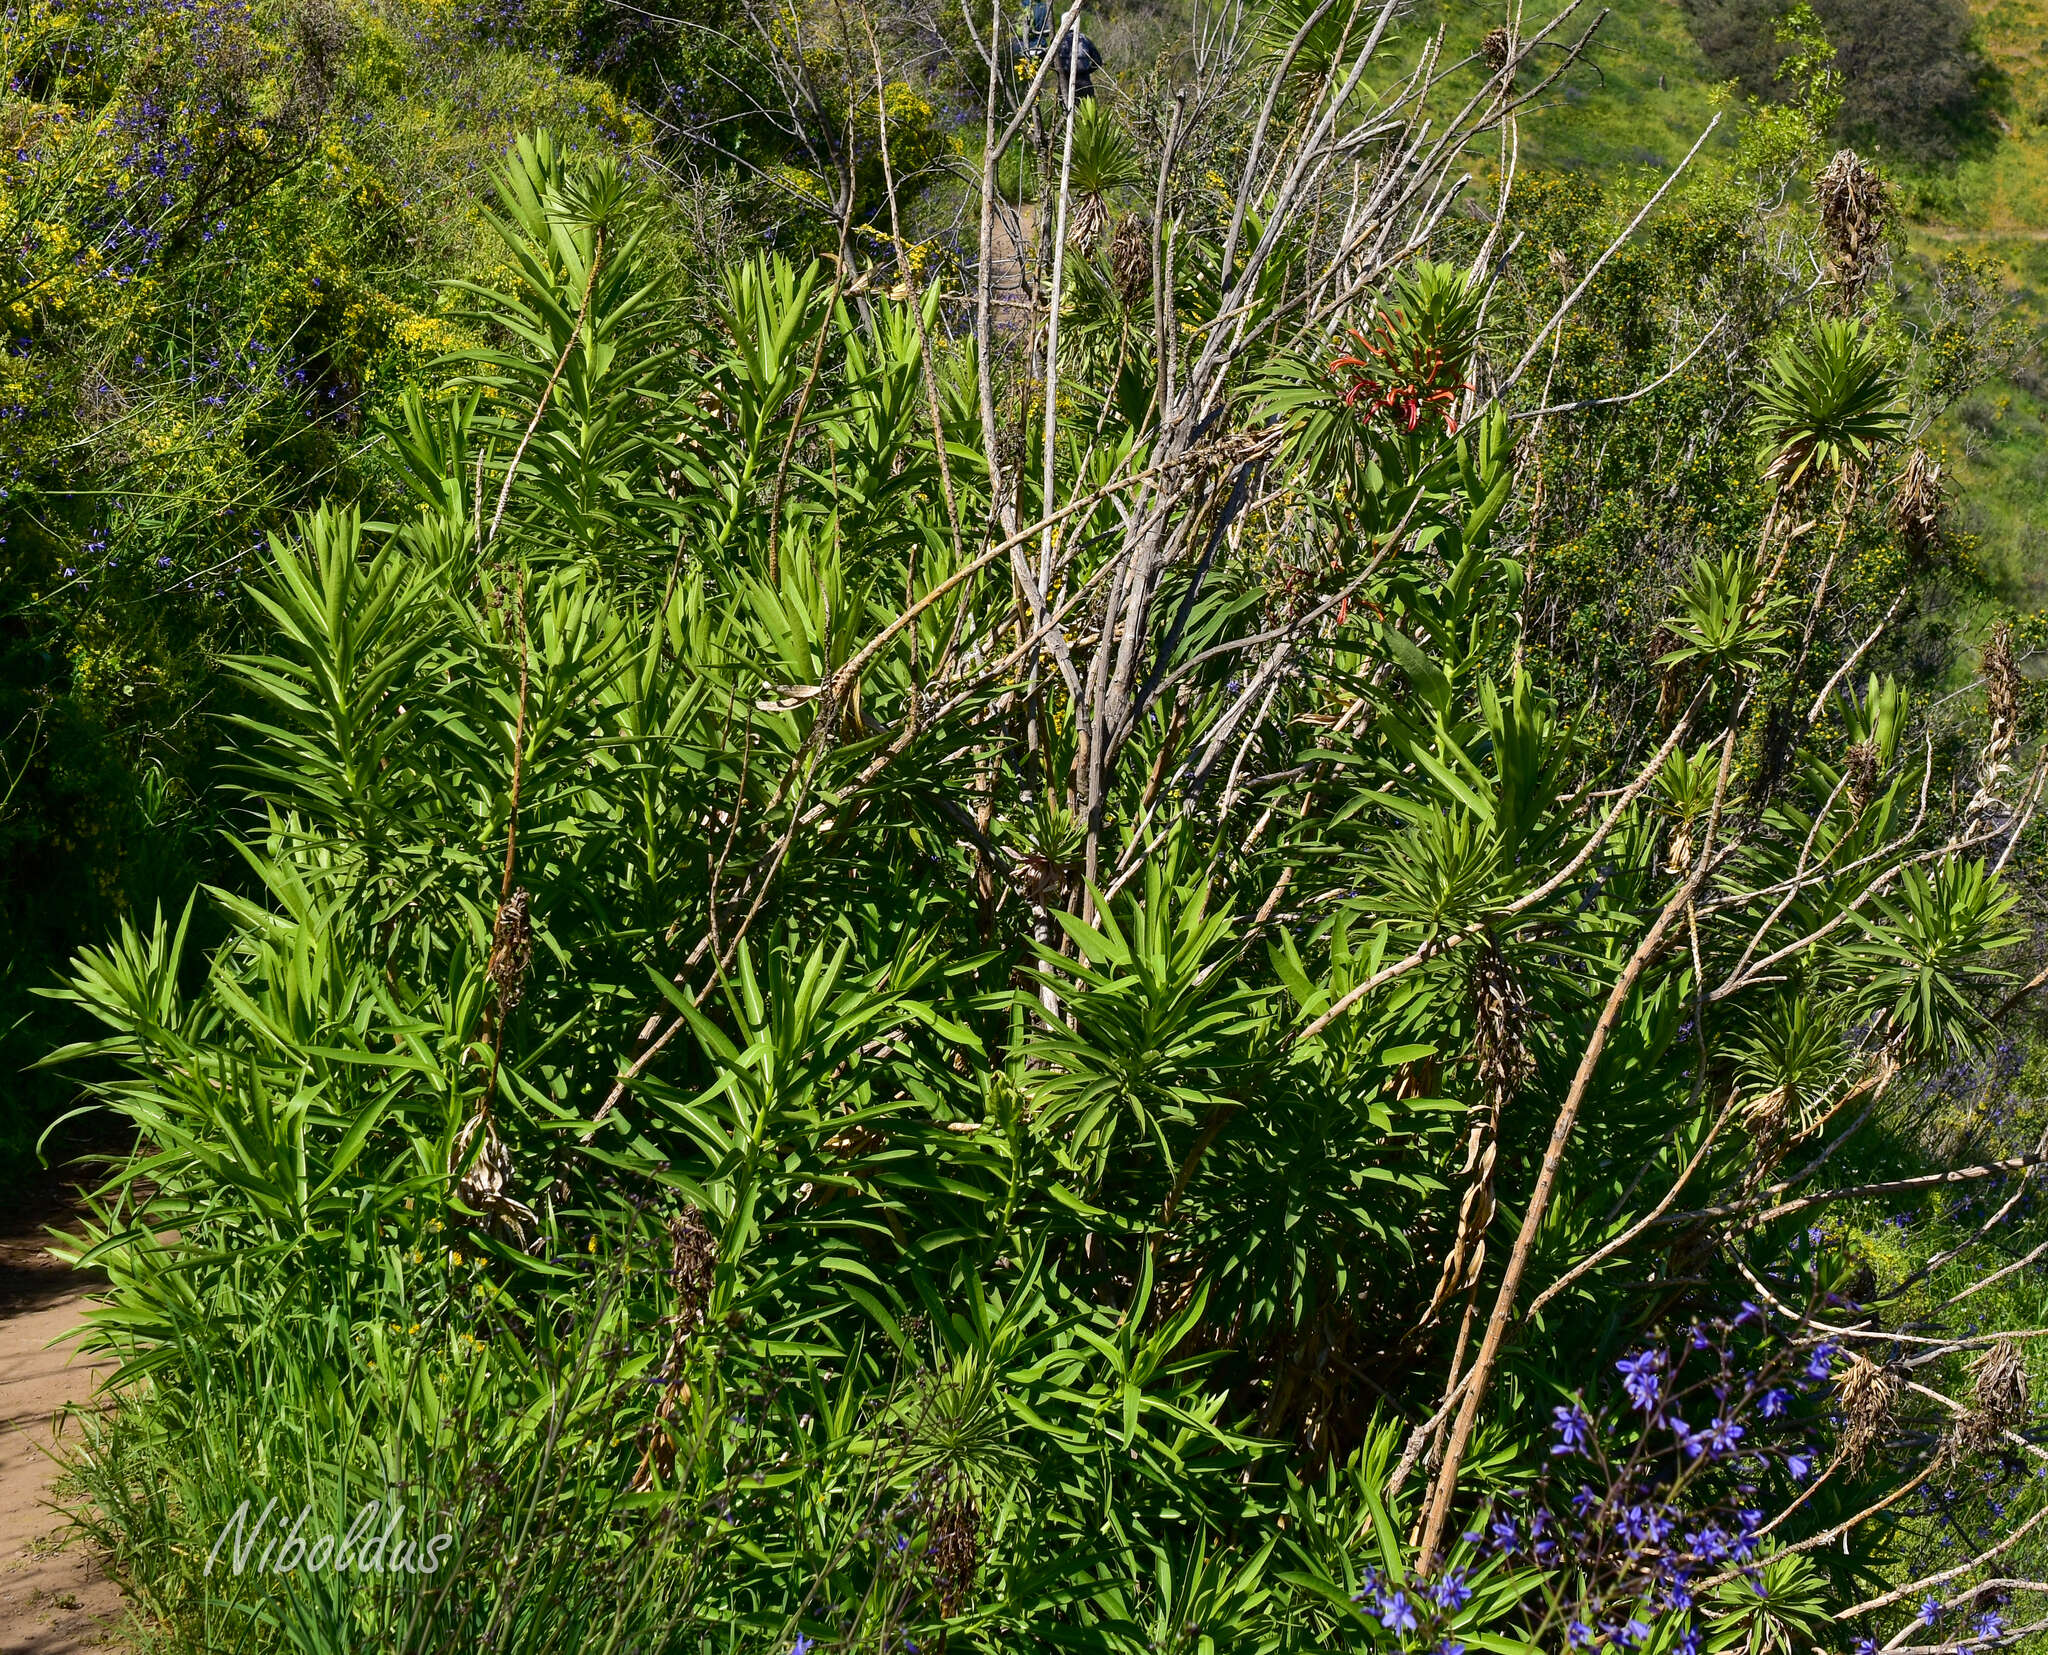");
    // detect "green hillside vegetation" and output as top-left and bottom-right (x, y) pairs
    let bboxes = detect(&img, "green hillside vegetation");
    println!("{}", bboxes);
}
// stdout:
(0, 0), (2045, 1648)
(0, 0), (689, 1160)
(1389, 0), (2048, 621)
(1703, 0), (2048, 622)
